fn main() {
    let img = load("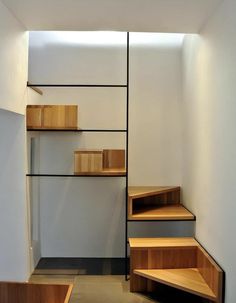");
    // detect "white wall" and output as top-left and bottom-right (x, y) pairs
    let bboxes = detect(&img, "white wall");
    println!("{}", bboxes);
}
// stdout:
(129, 33), (183, 186)
(28, 32), (194, 258)
(0, 1), (30, 281)
(0, 1), (28, 114)
(0, 109), (30, 281)
(182, 0), (236, 301)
